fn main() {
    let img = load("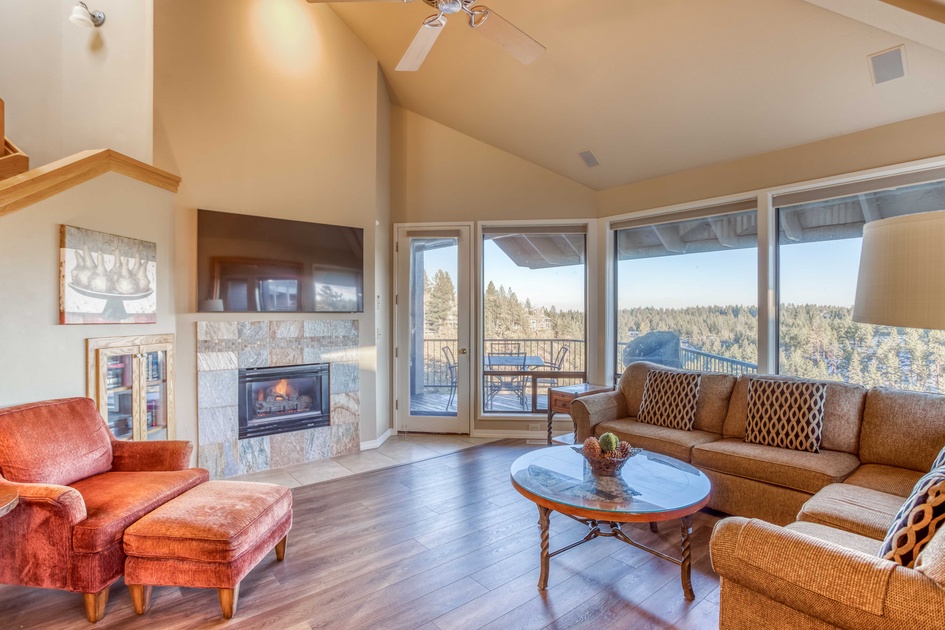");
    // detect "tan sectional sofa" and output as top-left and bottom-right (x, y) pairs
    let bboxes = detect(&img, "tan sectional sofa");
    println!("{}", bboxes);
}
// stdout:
(571, 361), (945, 629)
